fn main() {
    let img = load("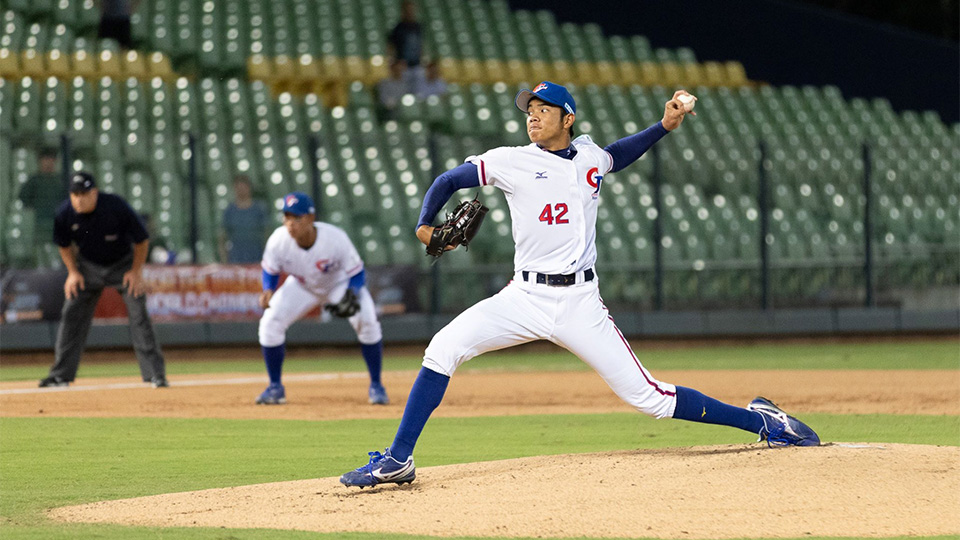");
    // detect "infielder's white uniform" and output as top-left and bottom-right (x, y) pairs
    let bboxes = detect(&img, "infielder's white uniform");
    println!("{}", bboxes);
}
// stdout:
(259, 222), (382, 347)
(422, 136), (677, 419)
